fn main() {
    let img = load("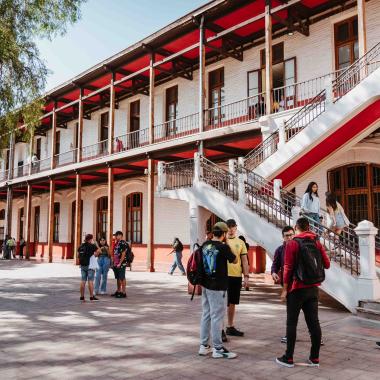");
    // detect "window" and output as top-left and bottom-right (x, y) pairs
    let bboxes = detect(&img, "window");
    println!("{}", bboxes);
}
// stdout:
(100, 112), (109, 141)
(18, 207), (24, 240)
(260, 42), (284, 67)
(53, 203), (60, 242)
(208, 68), (225, 124)
(0, 209), (5, 220)
(55, 130), (61, 155)
(334, 17), (358, 70)
(5, 149), (10, 171)
(74, 122), (79, 149)
(96, 196), (108, 240)
(328, 164), (380, 230)
(206, 214), (224, 233)
(129, 100), (140, 148)
(36, 138), (41, 159)
(165, 86), (178, 136)
(126, 192), (142, 243)
(71, 200), (83, 244)
(34, 206), (40, 242)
